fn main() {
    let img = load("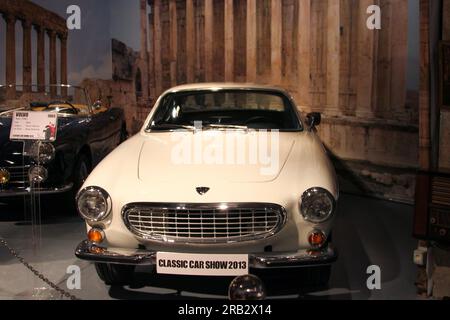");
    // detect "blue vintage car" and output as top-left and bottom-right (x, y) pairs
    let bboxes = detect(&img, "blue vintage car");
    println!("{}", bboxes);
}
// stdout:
(0, 84), (127, 199)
